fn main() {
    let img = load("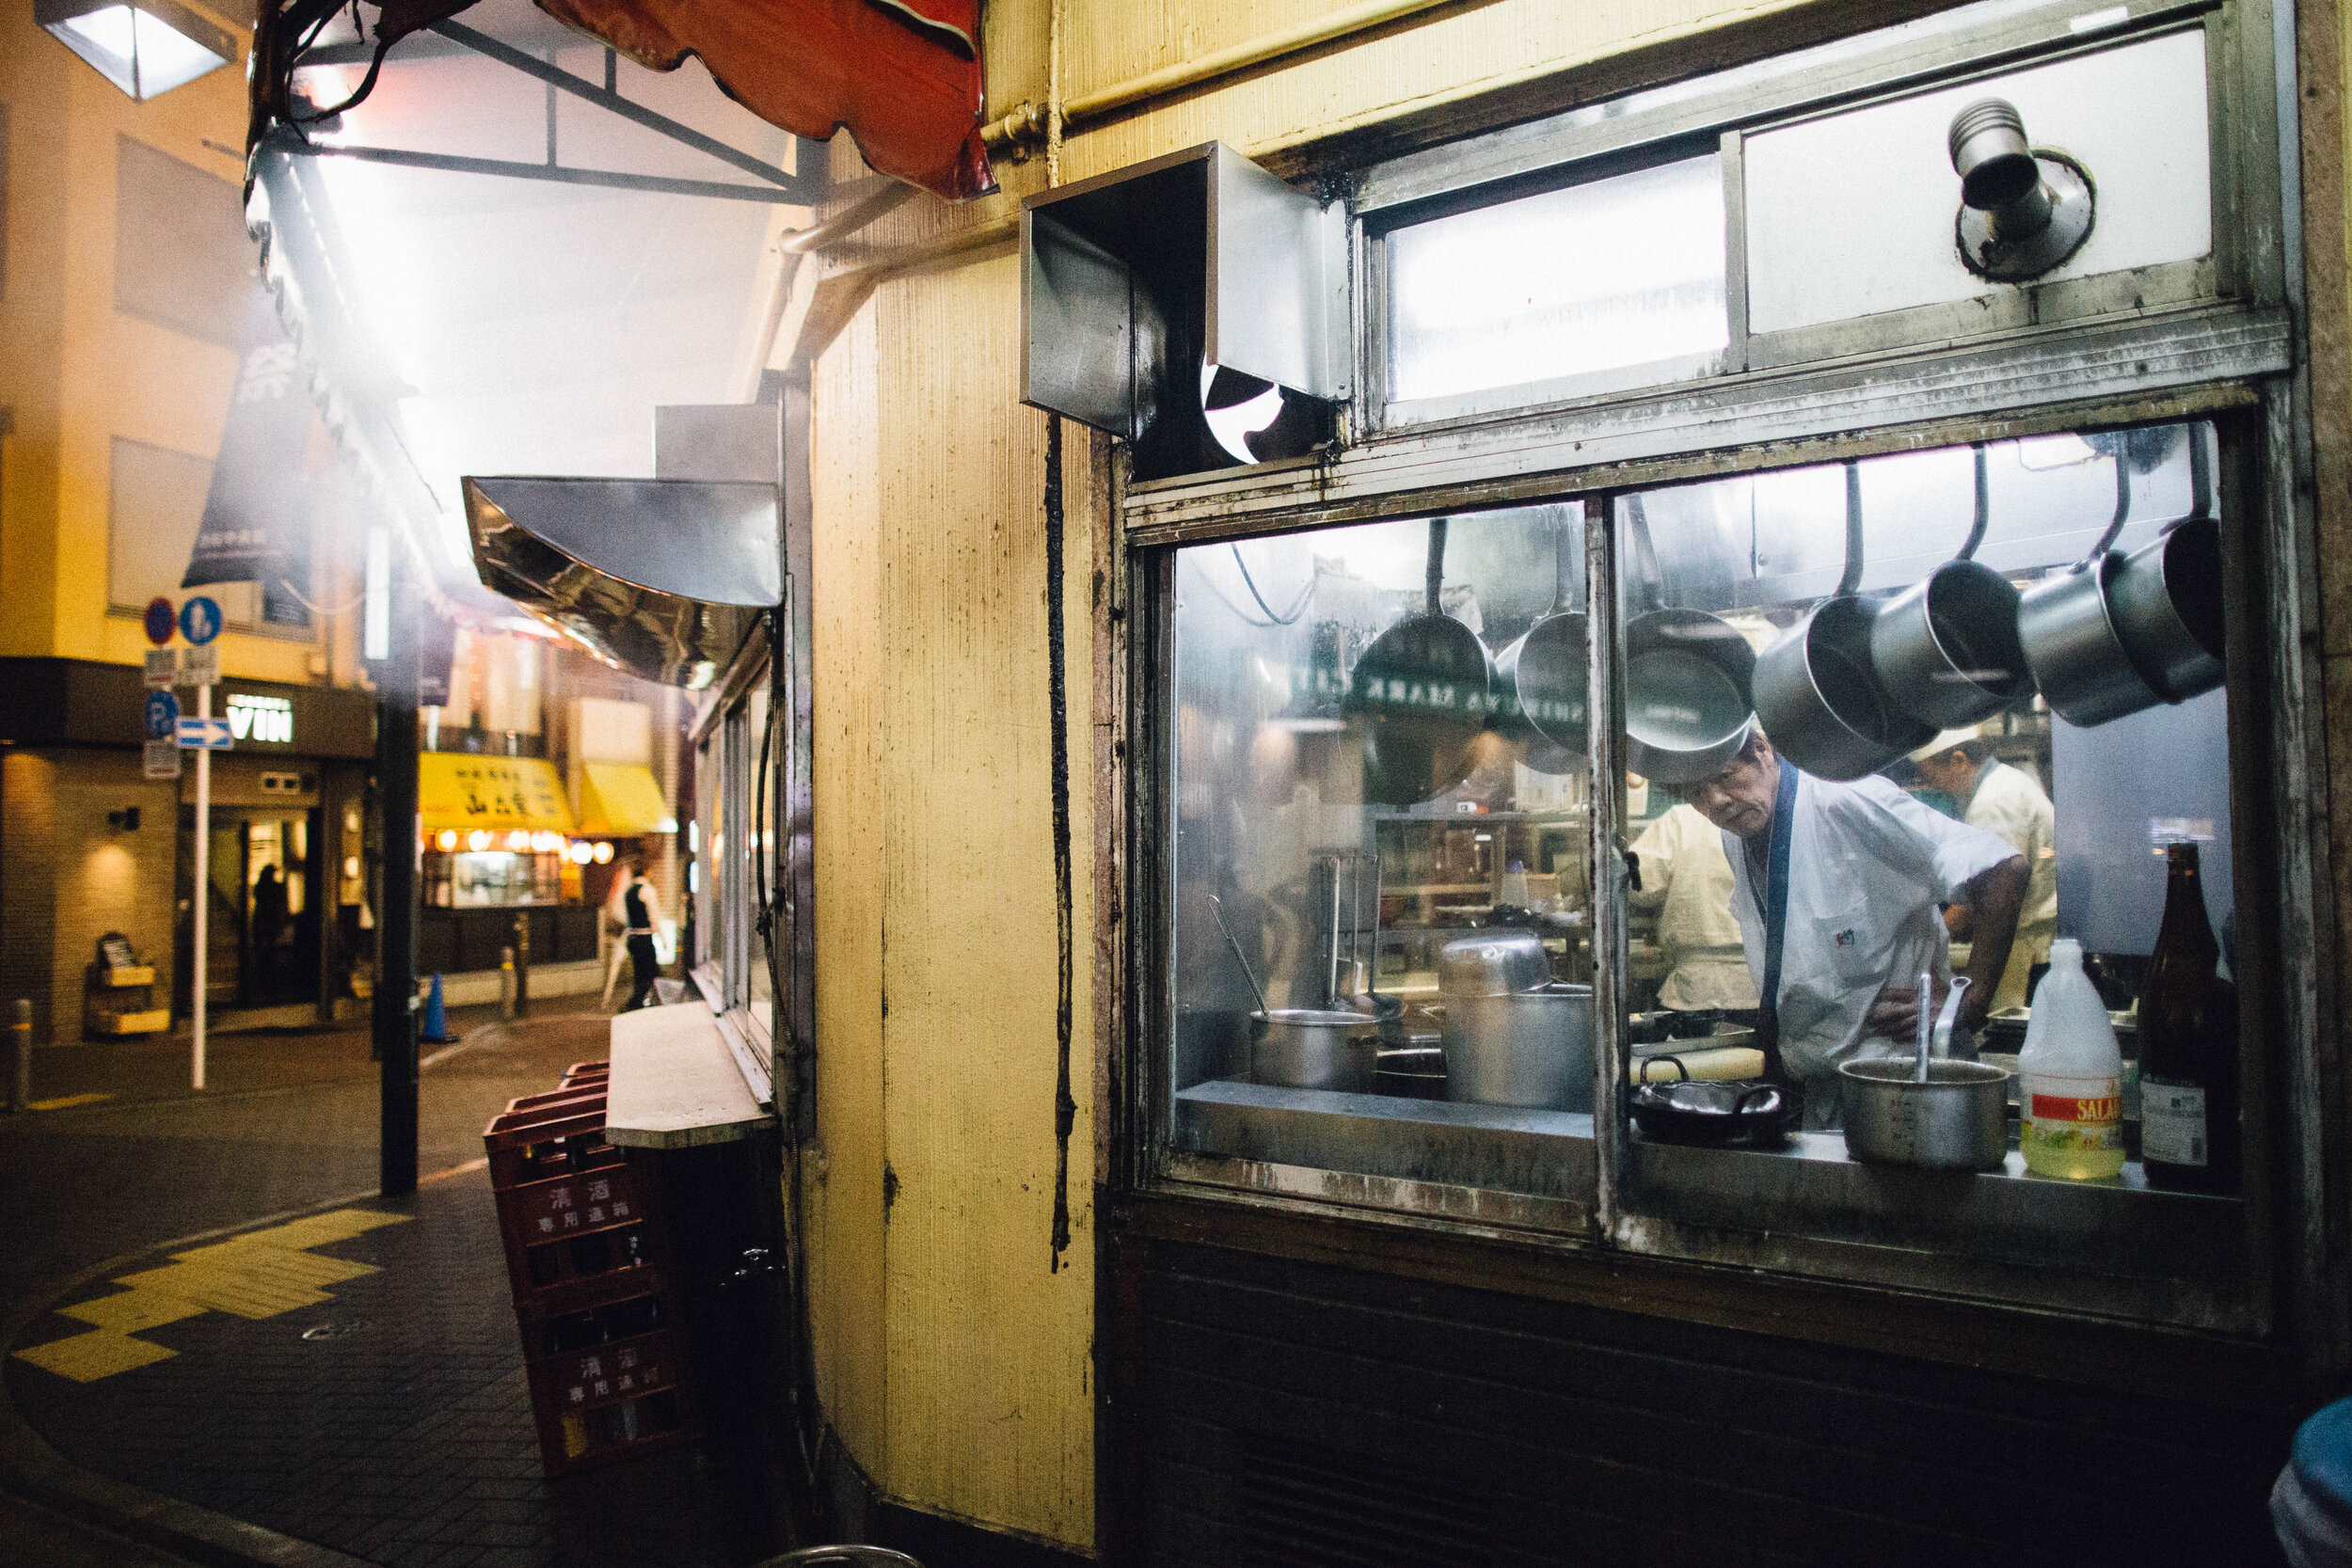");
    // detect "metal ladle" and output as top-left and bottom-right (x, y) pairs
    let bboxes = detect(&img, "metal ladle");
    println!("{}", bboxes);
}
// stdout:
(1207, 894), (1270, 1016)
(1915, 974), (1972, 1083)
